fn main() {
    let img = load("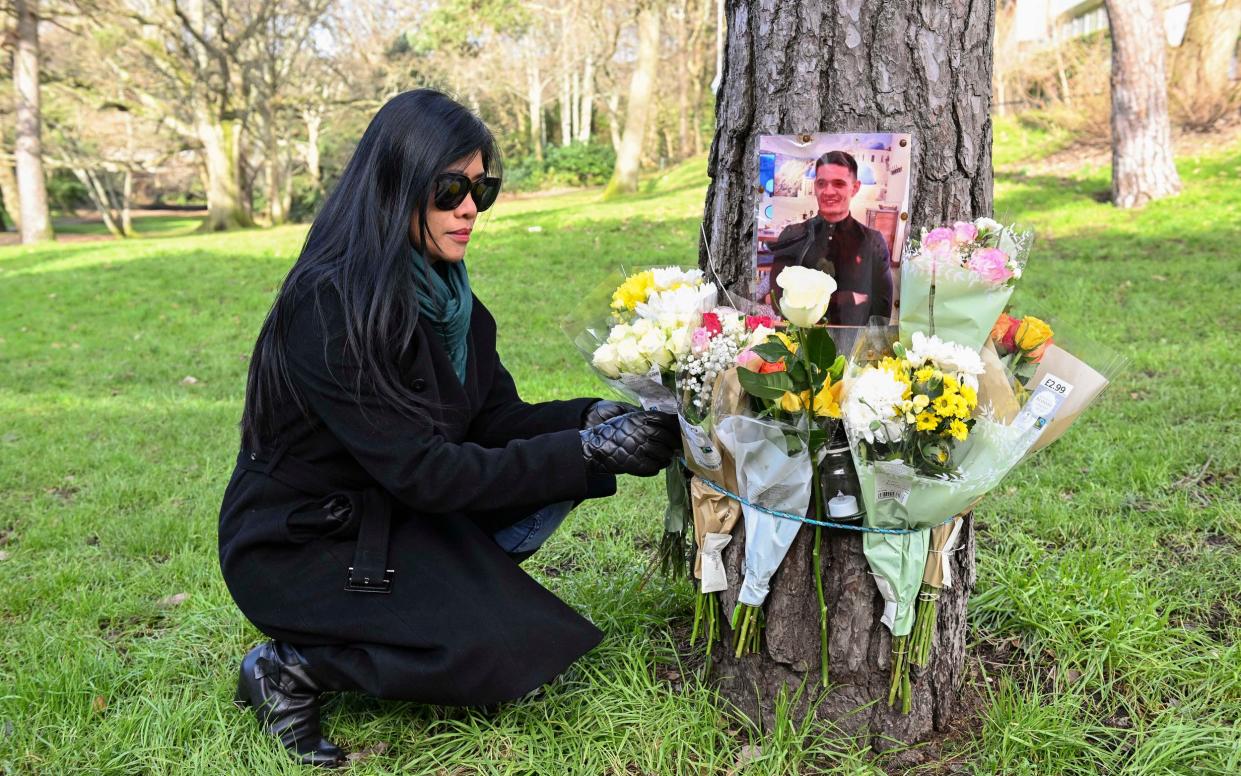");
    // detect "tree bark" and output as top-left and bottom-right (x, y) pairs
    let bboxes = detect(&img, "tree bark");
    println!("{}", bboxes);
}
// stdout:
(605, 4), (661, 197)
(1103, 0), (1182, 208)
(700, 0), (994, 748)
(1169, 0), (1241, 129)
(303, 107), (323, 194)
(14, 0), (54, 243)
